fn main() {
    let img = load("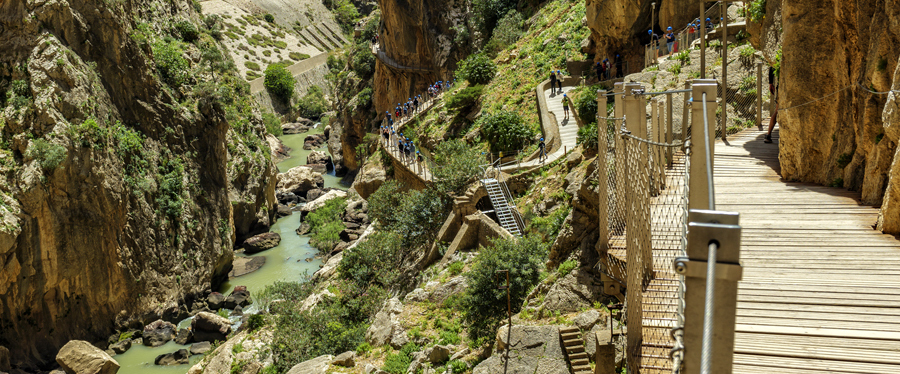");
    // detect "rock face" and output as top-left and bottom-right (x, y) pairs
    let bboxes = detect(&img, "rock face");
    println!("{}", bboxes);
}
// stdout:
(191, 312), (233, 343)
(350, 156), (387, 199)
(749, 1), (900, 234)
(473, 325), (568, 374)
(0, 0), (276, 365)
(108, 339), (132, 355)
(277, 166), (326, 198)
(56, 340), (120, 374)
(303, 134), (327, 150)
(307, 150), (333, 171)
(541, 268), (606, 313)
(332, 351), (356, 367)
(242, 232), (282, 254)
(143, 320), (177, 347)
(224, 287), (252, 309)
